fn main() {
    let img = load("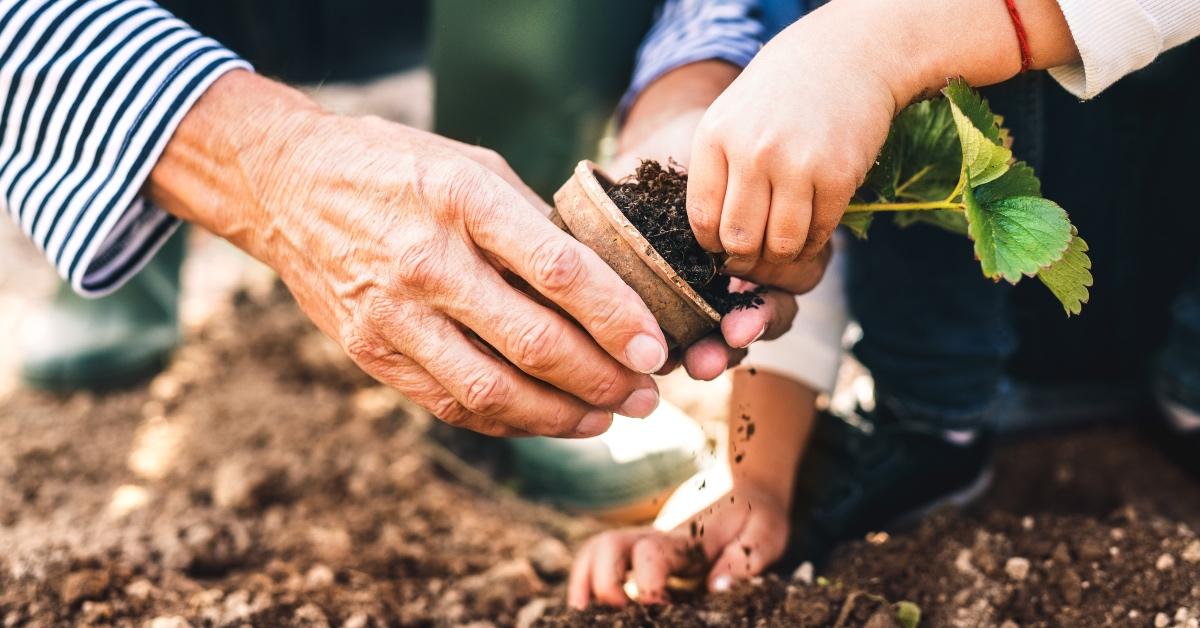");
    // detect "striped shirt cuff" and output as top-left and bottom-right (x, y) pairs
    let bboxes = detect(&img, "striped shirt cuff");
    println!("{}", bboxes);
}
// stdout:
(619, 0), (766, 119)
(0, 0), (251, 297)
